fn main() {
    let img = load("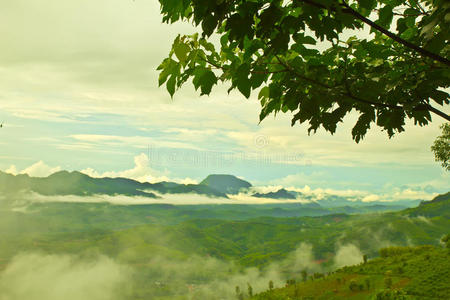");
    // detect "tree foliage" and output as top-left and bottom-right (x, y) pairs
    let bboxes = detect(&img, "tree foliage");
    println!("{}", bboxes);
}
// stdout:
(158, 0), (449, 142)
(431, 123), (450, 170)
